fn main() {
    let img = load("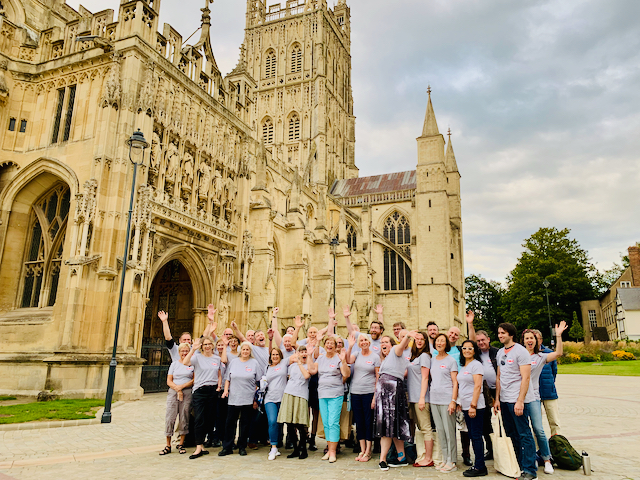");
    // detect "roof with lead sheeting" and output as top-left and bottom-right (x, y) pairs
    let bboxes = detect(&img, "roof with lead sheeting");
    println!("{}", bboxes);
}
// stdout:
(330, 170), (417, 197)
